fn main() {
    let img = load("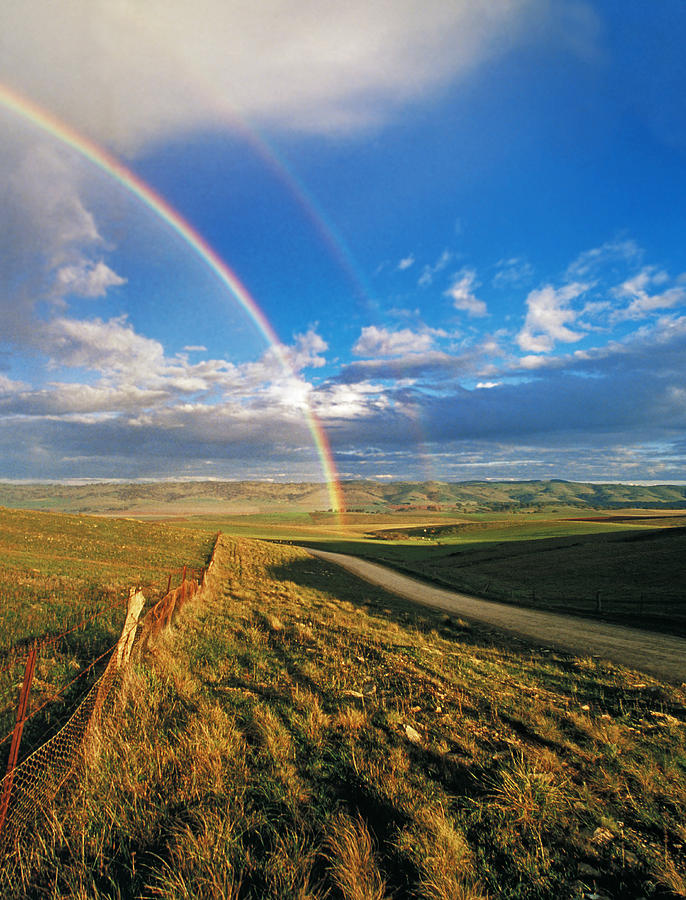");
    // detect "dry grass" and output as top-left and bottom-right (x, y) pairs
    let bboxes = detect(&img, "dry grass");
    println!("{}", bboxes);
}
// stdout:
(396, 806), (488, 899)
(325, 813), (386, 900)
(0, 534), (684, 898)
